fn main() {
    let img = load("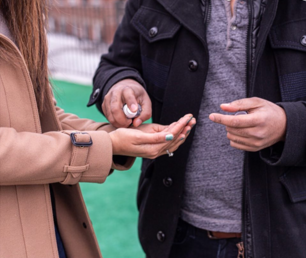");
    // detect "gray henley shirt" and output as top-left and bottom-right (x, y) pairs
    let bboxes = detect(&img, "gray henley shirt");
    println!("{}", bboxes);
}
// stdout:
(181, 0), (249, 233)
